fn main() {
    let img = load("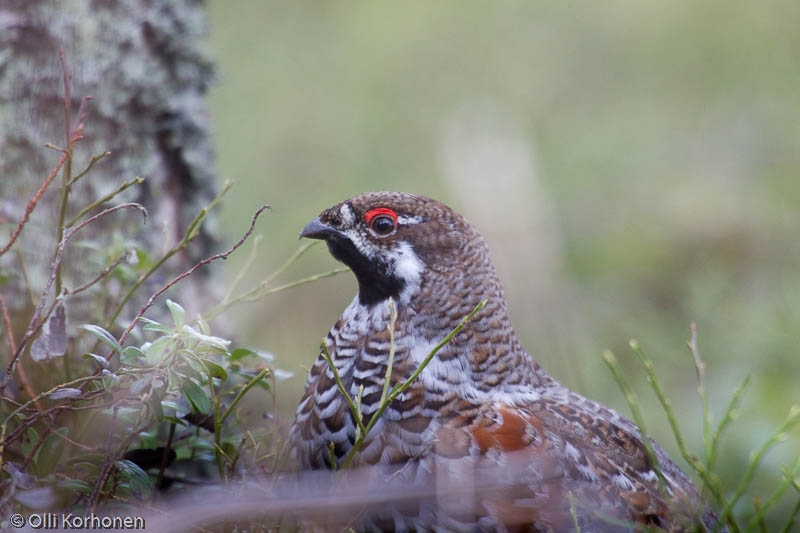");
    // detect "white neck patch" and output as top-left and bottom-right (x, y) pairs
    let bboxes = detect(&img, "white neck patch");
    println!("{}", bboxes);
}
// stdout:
(388, 241), (424, 304)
